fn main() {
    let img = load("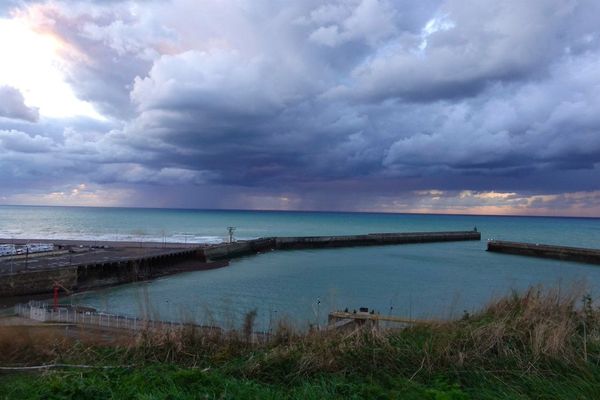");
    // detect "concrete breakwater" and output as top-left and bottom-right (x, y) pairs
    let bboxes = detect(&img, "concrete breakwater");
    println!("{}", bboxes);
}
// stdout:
(202, 231), (481, 260)
(487, 240), (600, 265)
(0, 247), (226, 297)
(0, 230), (480, 298)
